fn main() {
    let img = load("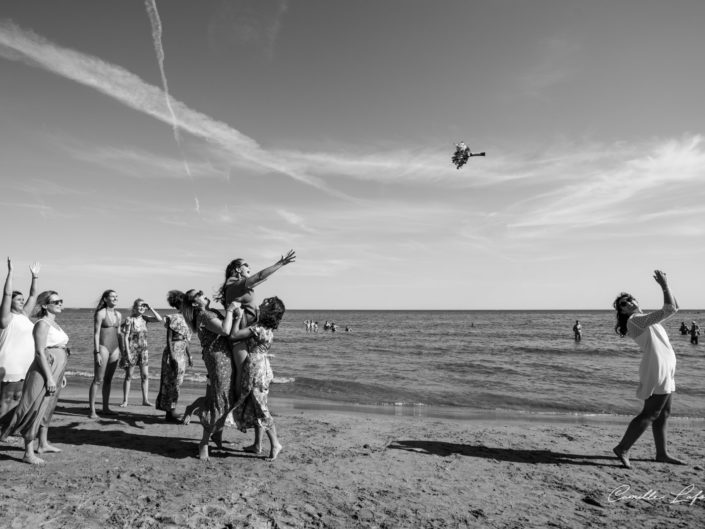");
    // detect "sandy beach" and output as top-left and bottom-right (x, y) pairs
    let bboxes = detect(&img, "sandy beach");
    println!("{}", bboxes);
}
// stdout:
(0, 378), (703, 529)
